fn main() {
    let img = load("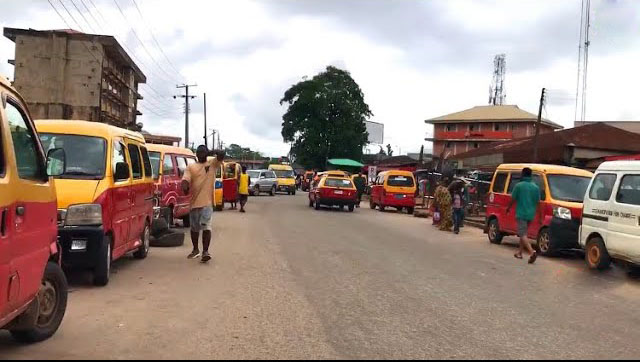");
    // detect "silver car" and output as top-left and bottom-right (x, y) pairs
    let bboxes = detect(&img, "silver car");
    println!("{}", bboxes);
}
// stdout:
(248, 170), (278, 196)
